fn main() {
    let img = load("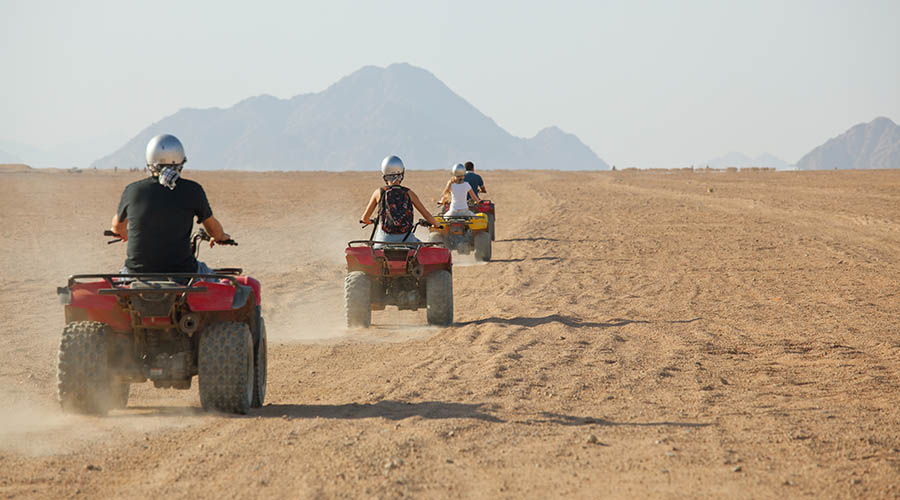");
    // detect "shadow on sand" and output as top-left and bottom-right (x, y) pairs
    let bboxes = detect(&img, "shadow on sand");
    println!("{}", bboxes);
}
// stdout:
(120, 402), (712, 430)
(255, 402), (713, 429)
(490, 256), (560, 263)
(522, 412), (713, 428)
(455, 315), (650, 329)
(495, 237), (561, 243)
(257, 400), (503, 422)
